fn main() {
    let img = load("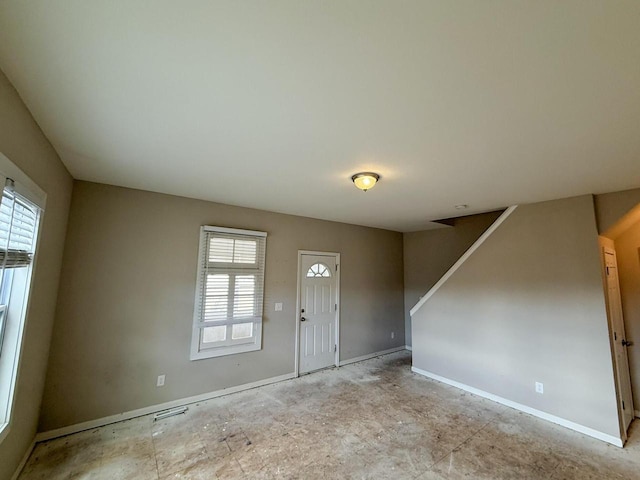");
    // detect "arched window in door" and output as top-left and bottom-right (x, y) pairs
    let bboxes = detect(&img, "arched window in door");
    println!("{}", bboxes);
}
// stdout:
(306, 263), (331, 278)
